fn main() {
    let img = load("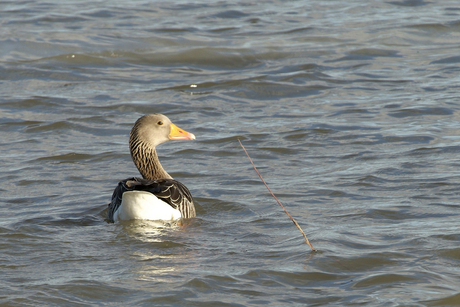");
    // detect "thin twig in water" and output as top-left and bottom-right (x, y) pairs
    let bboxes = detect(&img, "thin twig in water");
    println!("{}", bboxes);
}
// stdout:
(238, 139), (316, 251)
